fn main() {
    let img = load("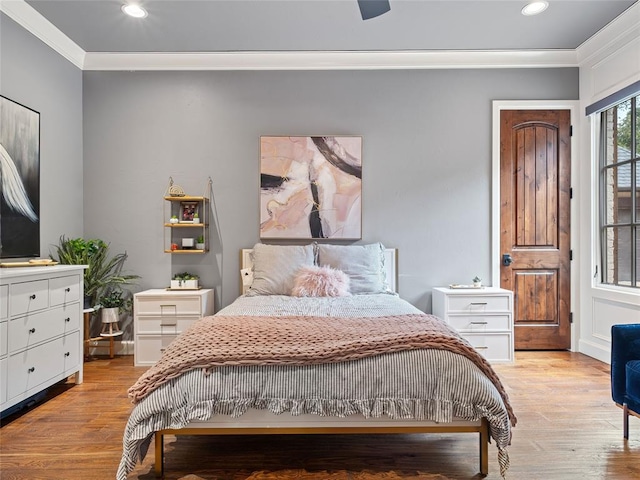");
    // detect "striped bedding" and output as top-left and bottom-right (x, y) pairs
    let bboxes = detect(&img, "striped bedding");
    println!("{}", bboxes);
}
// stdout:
(117, 294), (513, 479)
